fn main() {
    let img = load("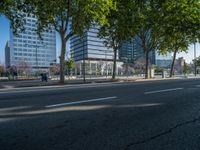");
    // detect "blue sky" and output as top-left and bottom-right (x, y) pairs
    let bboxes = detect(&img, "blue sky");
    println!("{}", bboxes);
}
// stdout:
(0, 16), (199, 65)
